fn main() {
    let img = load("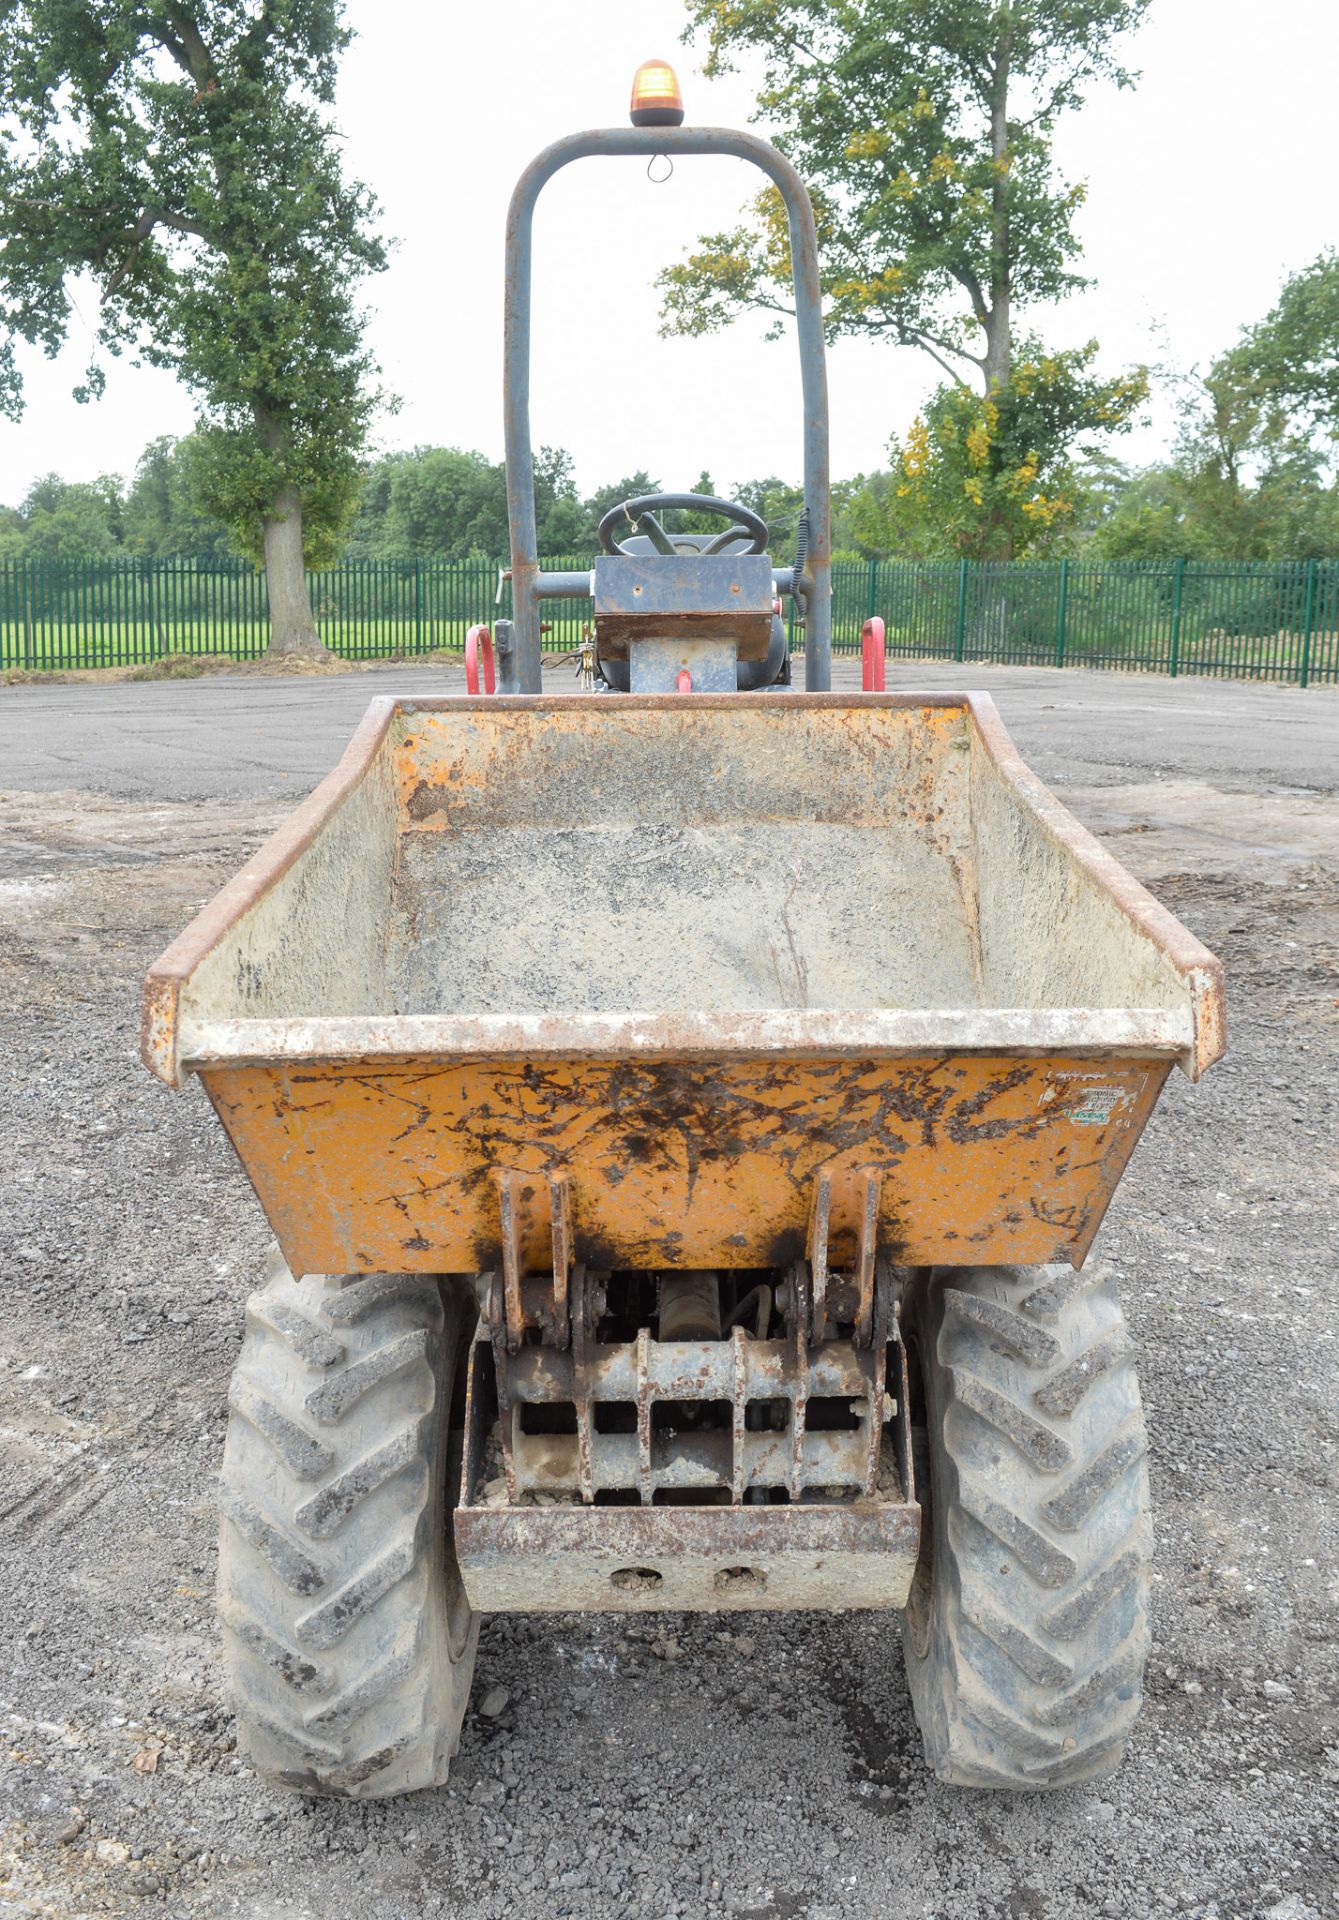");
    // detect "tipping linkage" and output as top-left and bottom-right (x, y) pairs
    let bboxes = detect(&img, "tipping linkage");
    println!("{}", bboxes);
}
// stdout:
(465, 1169), (902, 1515)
